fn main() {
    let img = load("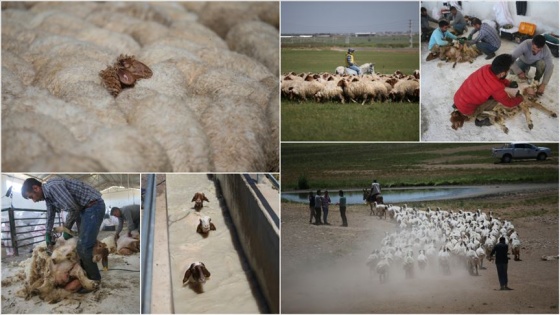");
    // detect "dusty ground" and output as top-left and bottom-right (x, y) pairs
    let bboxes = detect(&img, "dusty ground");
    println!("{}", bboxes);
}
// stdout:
(1, 230), (140, 314)
(421, 36), (559, 141)
(281, 187), (558, 313)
